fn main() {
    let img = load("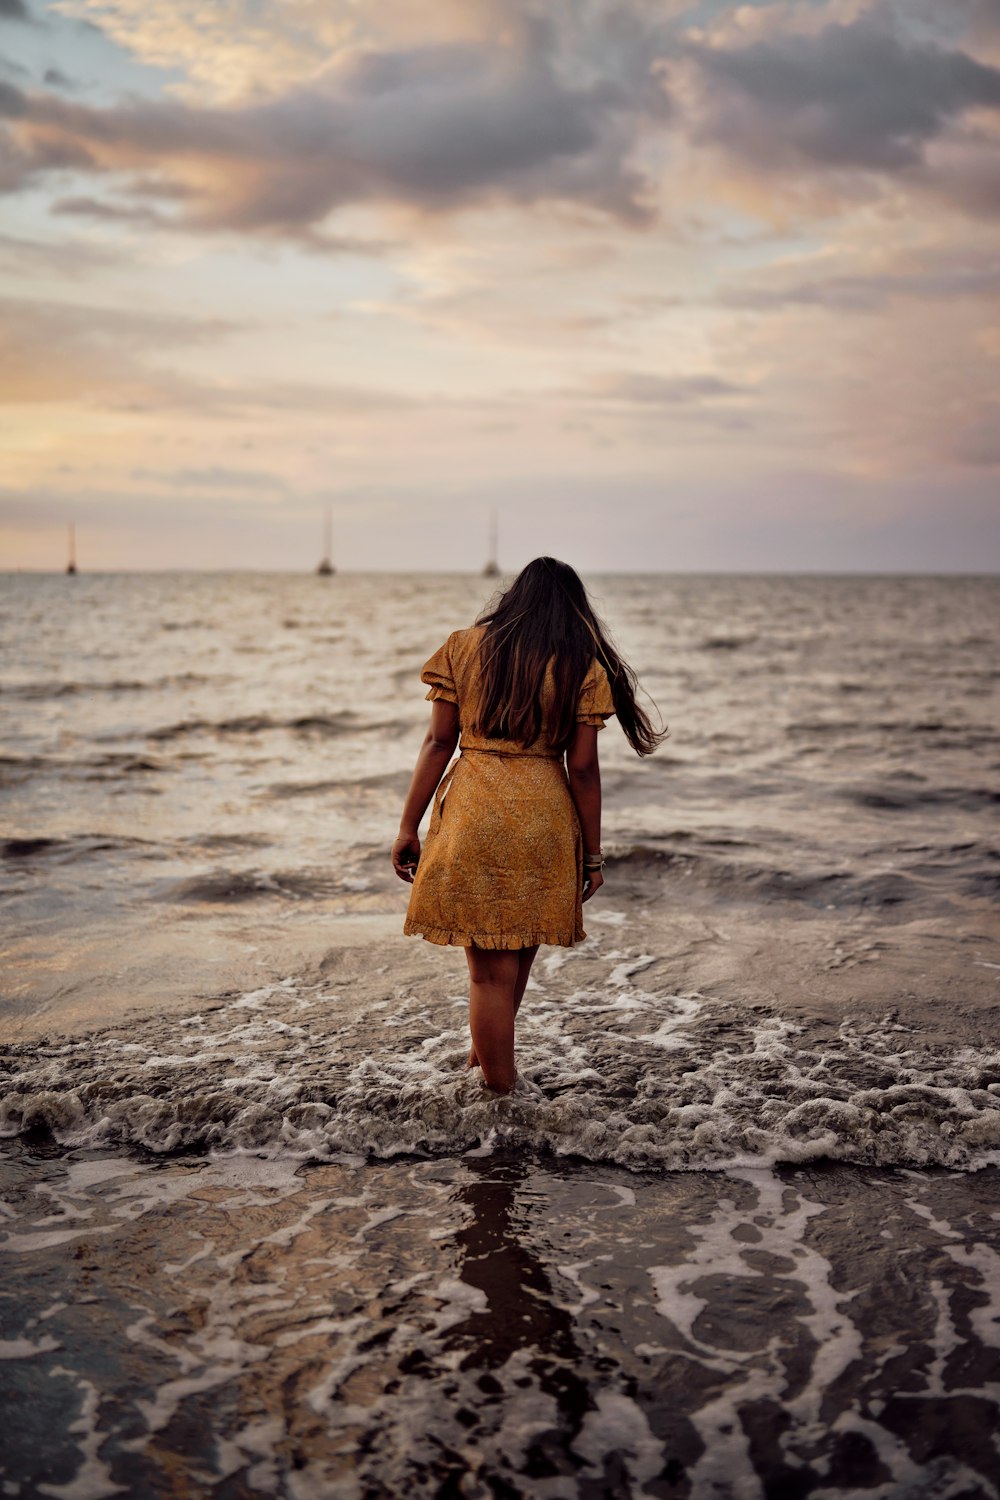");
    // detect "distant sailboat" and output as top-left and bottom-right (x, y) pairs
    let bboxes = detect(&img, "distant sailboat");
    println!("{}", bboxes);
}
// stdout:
(316, 507), (335, 576)
(482, 509), (499, 577)
(66, 522), (77, 576)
